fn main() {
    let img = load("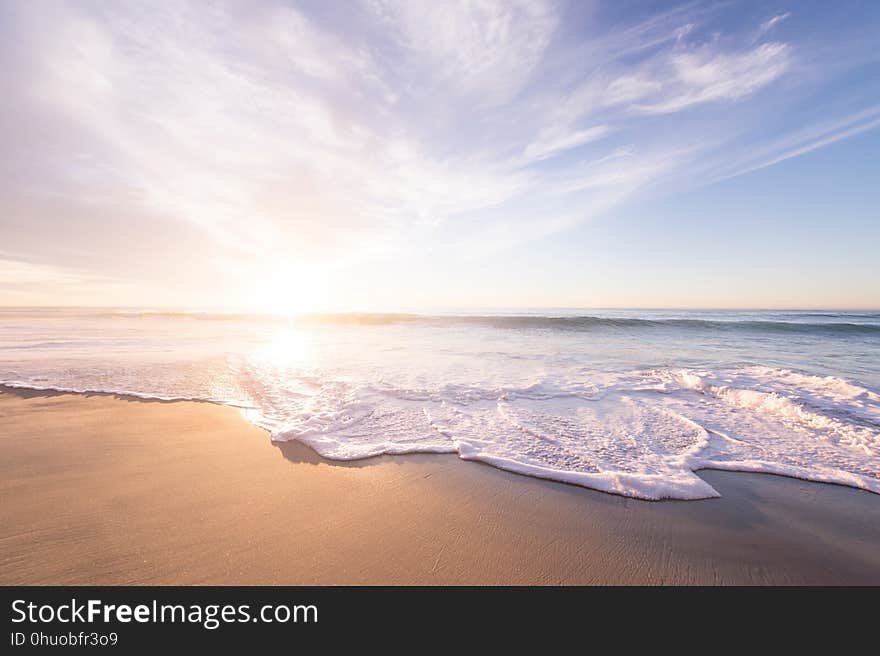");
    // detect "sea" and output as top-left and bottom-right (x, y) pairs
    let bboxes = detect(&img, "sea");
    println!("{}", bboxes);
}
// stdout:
(1, 307), (878, 500)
